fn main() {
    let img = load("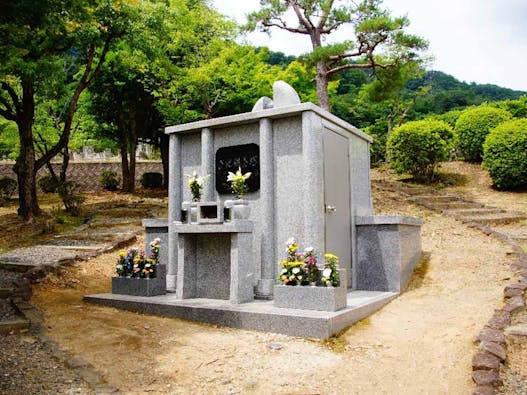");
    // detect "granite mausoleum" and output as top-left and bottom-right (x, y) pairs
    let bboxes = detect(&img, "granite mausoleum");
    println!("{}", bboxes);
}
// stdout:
(85, 81), (423, 338)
